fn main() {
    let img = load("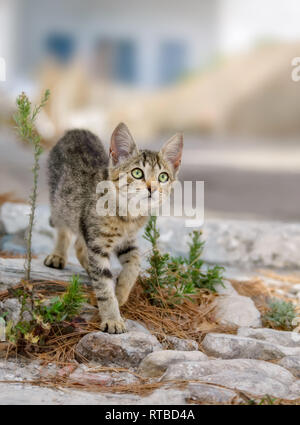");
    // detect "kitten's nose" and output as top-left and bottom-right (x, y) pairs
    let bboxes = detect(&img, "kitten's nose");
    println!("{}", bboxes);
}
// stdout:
(147, 183), (156, 198)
